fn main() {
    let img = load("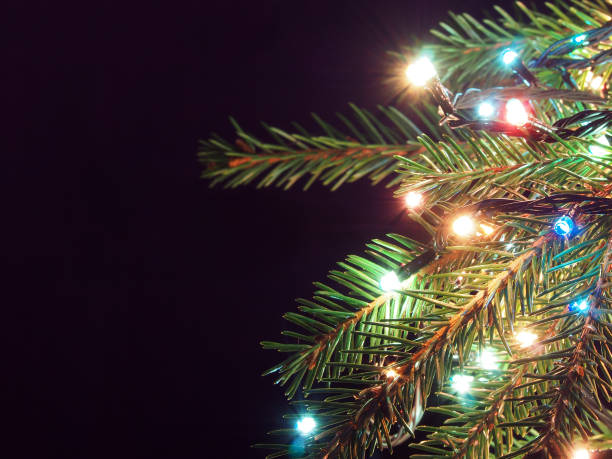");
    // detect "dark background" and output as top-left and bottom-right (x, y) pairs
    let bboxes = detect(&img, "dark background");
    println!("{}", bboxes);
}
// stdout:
(5, 0), (522, 457)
